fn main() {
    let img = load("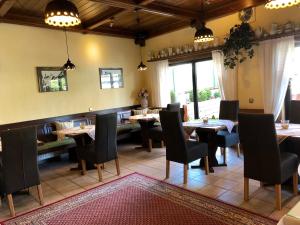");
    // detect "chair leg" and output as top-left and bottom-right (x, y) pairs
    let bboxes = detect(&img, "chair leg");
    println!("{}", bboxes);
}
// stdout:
(204, 156), (209, 175)
(161, 140), (164, 148)
(184, 164), (188, 184)
(7, 194), (15, 217)
(275, 184), (282, 210)
(37, 184), (44, 206)
(293, 172), (298, 195)
(101, 163), (105, 169)
(166, 160), (170, 179)
(220, 147), (224, 155)
(115, 158), (120, 176)
(244, 177), (249, 201)
(148, 139), (152, 152)
(96, 164), (102, 182)
(81, 160), (87, 175)
(222, 148), (226, 164)
(237, 143), (241, 157)
(260, 181), (264, 188)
